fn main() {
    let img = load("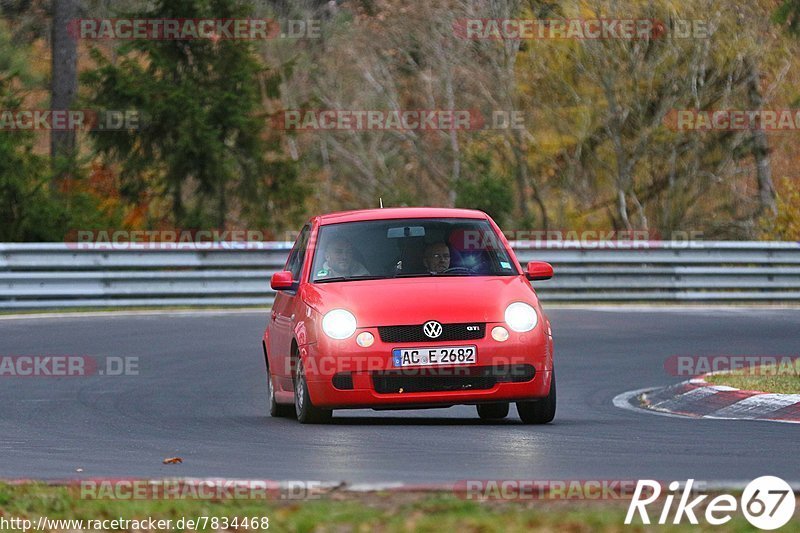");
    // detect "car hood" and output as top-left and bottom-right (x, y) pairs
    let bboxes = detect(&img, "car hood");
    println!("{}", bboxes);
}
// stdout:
(301, 276), (537, 326)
